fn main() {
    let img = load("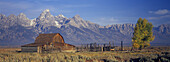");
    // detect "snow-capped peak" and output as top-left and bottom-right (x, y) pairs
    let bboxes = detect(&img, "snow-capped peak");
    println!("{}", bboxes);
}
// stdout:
(41, 9), (50, 15)
(18, 13), (27, 18)
(43, 9), (50, 12)
(54, 21), (62, 28)
(58, 14), (65, 18)
(55, 14), (66, 18)
(39, 9), (53, 19)
(18, 13), (26, 16)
